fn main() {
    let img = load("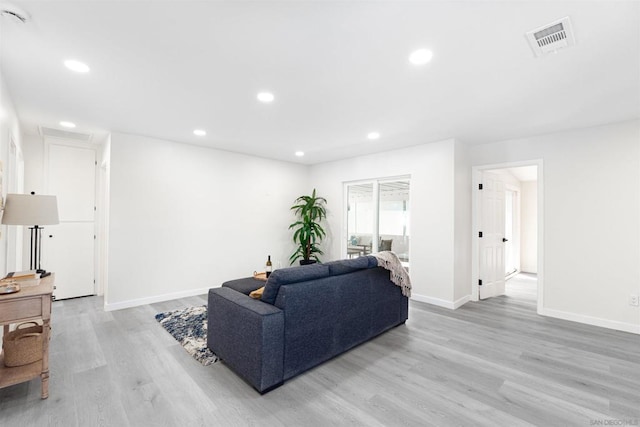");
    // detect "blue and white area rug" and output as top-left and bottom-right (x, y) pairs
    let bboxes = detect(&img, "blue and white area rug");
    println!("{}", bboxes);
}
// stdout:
(155, 305), (218, 366)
